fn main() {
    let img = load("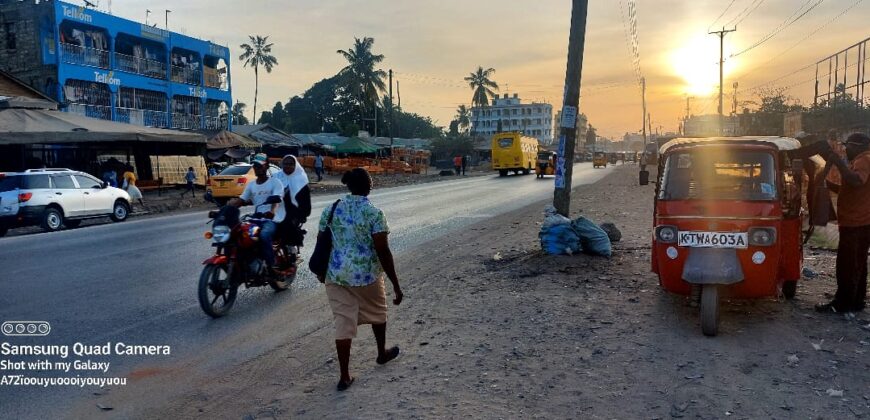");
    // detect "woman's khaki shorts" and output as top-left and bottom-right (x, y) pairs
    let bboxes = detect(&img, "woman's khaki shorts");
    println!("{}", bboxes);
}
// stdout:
(325, 279), (387, 340)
